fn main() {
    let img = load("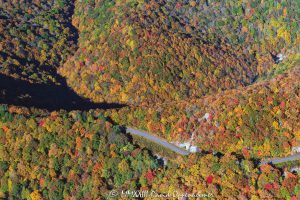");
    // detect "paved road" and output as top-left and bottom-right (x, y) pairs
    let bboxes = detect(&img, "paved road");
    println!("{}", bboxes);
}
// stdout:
(126, 127), (190, 156)
(126, 128), (300, 163)
(260, 154), (300, 165)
